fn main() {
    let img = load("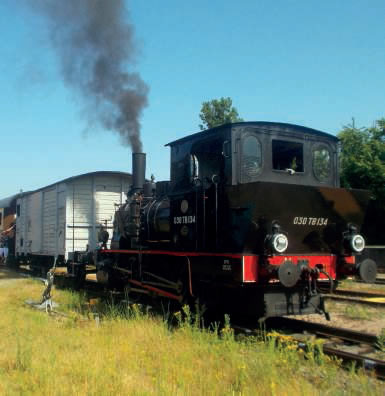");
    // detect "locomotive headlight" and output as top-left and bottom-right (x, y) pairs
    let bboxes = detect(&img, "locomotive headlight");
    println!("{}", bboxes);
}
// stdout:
(351, 234), (365, 253)
(272, 233), (288, 253)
